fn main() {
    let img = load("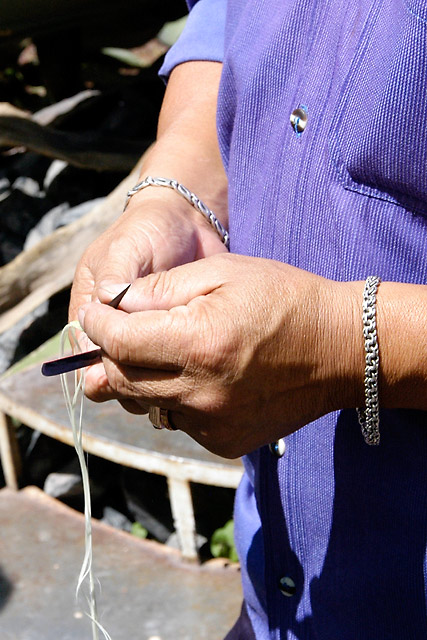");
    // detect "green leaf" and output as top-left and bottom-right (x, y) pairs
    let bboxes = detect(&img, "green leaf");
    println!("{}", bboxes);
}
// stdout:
(210, 519), (238, 562)
(131, 522), (148, 539)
